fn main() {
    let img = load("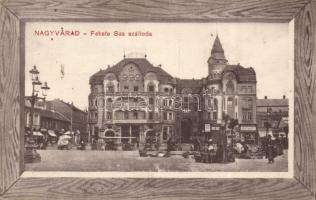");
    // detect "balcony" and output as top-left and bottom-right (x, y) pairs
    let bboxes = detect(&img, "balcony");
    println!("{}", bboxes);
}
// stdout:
(112, 119), (149, 124)
(105, 91), (174, 97)
(88, 118), (97, 124)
